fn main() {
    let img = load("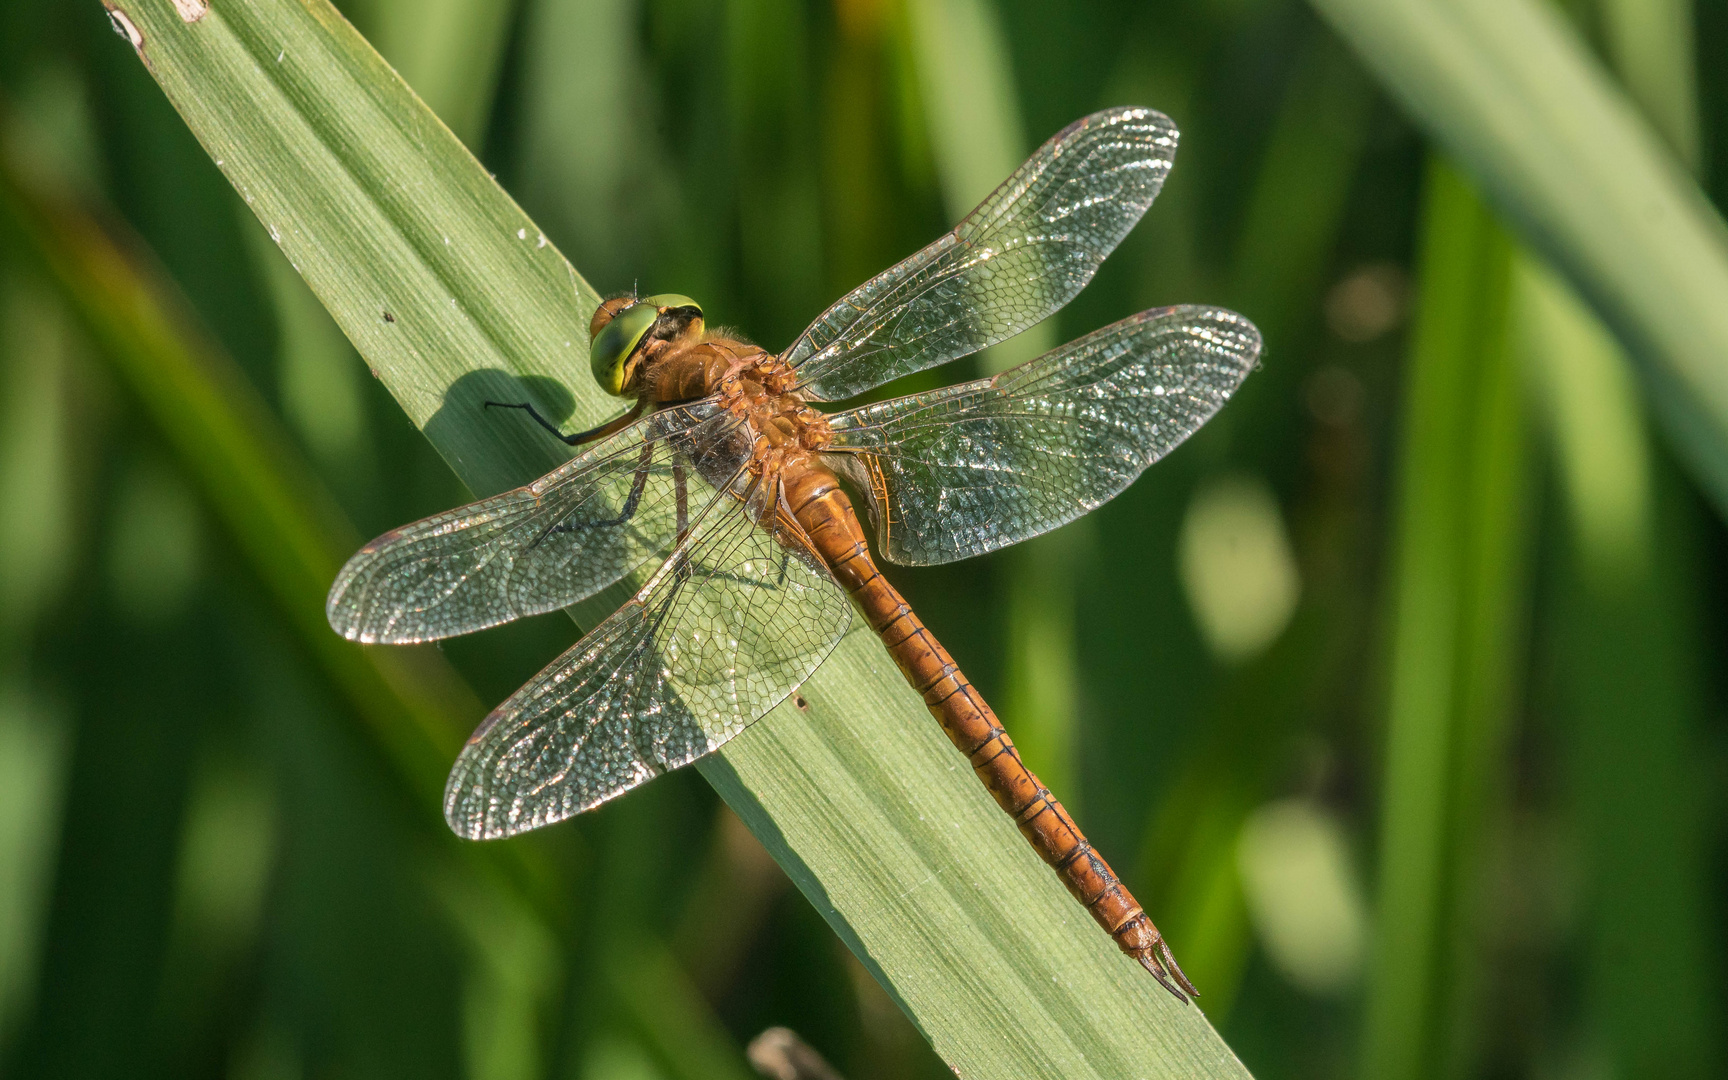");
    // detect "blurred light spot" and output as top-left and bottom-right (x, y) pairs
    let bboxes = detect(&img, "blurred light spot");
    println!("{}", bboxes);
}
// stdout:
(1304, 365), (1365, 428)
(1177, 475), (1300, 663)
(228, 1016), (300, 1080)
(1324, 262), (1409, 343)
(578, 1034), (667, 1080)
(0, 681), (68, 1045)
(171, 760), (275, 955)
(1236, 798), (1368, 995)
(10, 64), (102, 196)
(0, 280), (74, 634)
(156, 758), (275, 1034)
(106, 458), (202, 622)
